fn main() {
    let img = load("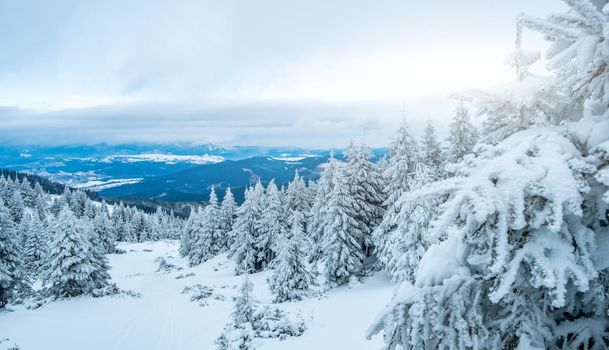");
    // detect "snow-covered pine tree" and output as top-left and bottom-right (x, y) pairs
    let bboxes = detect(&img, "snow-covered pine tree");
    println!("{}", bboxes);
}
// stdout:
(83, 199), (97, 221)
(18, 178), (35, 207)
(0, 201), (28, 308)
(110, 202), (127, 241)
(447, 101), (478, 163)
(344, 142), (386, 257)
(215, 278), (257, 350)
(151, 207), (164, 240)
(69, 190), (88, 218)
(308, 153), (341, 263)
(92, 210), (117, 254)
(383, 122), (419, 206)
(420, 120), (444, 173)
(374, 123), (419, 261)
(285, 171), (309, 214)
(179, 206), (198, 258)
(43, 206), (109, 297)
(256, 180), (286, 268)
(33, 189), (48, 221)
(131, 211), (152, 242)
(189, 186), (223, 266)
(230, 187), (262, 275)
(7, 190), (25, 224)
(23, 212), (48, 277)
(219, 186), (238, 251)
(321, 168), (365, 286)
(269, 210), (312, 303)
(86, 216), (112, 293)
(374, 163), (437, 283)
